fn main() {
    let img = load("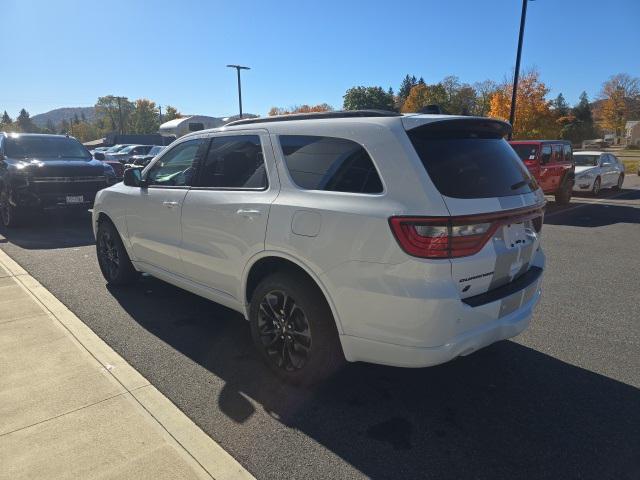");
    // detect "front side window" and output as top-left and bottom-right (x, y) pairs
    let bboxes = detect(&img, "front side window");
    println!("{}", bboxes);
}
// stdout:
(563, 144), (572, 162)
(196, 135), (267, 189)
(146, 139), (203, 187)
(552, 144), (562, 162)
(540, 145), (552, 164)
(279, 135), (383, 194)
